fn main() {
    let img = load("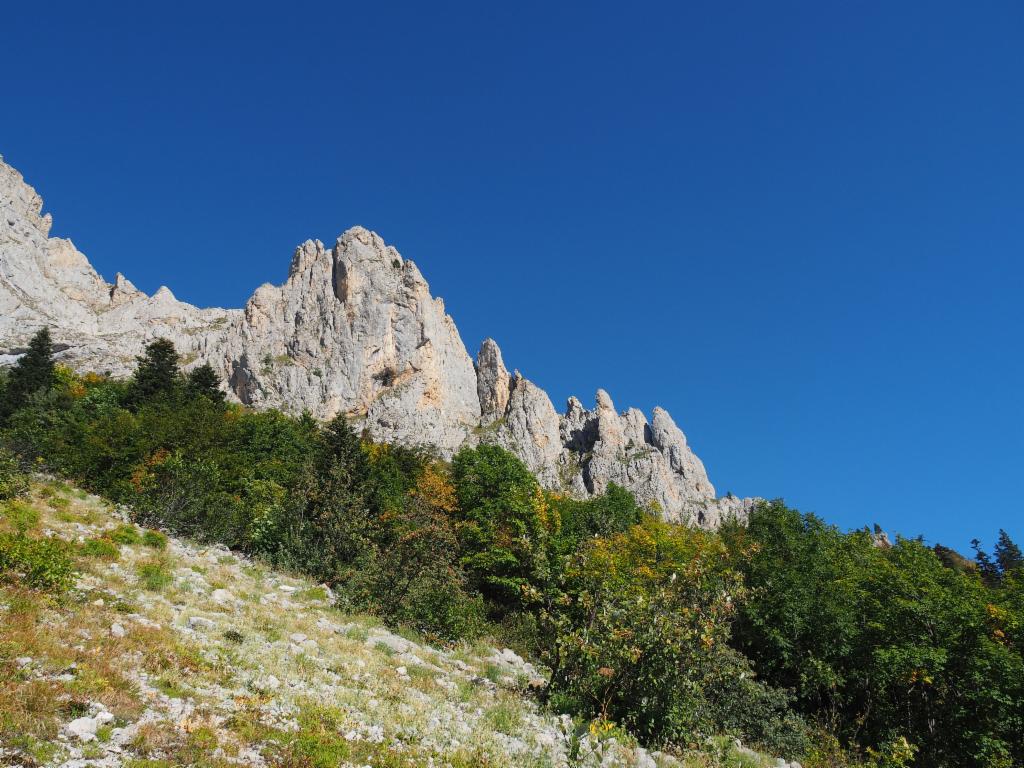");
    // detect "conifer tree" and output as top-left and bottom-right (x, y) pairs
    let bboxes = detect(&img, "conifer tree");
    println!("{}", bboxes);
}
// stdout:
(972, 538), (1001, 586)
(186, 363), (225, 404)
(994, 529), (1023, 577)
(321, 413), (369, 487)
(130, 338), (180, 404)
(1, 327), (55, 420)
